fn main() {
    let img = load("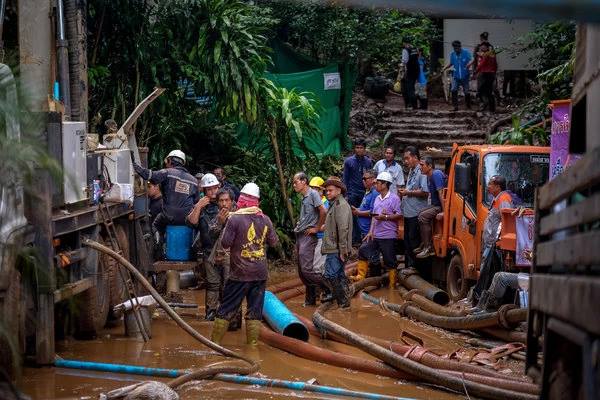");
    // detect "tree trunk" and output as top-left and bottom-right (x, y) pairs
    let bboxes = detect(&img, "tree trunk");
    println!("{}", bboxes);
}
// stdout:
(269, 126), (295, 226)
